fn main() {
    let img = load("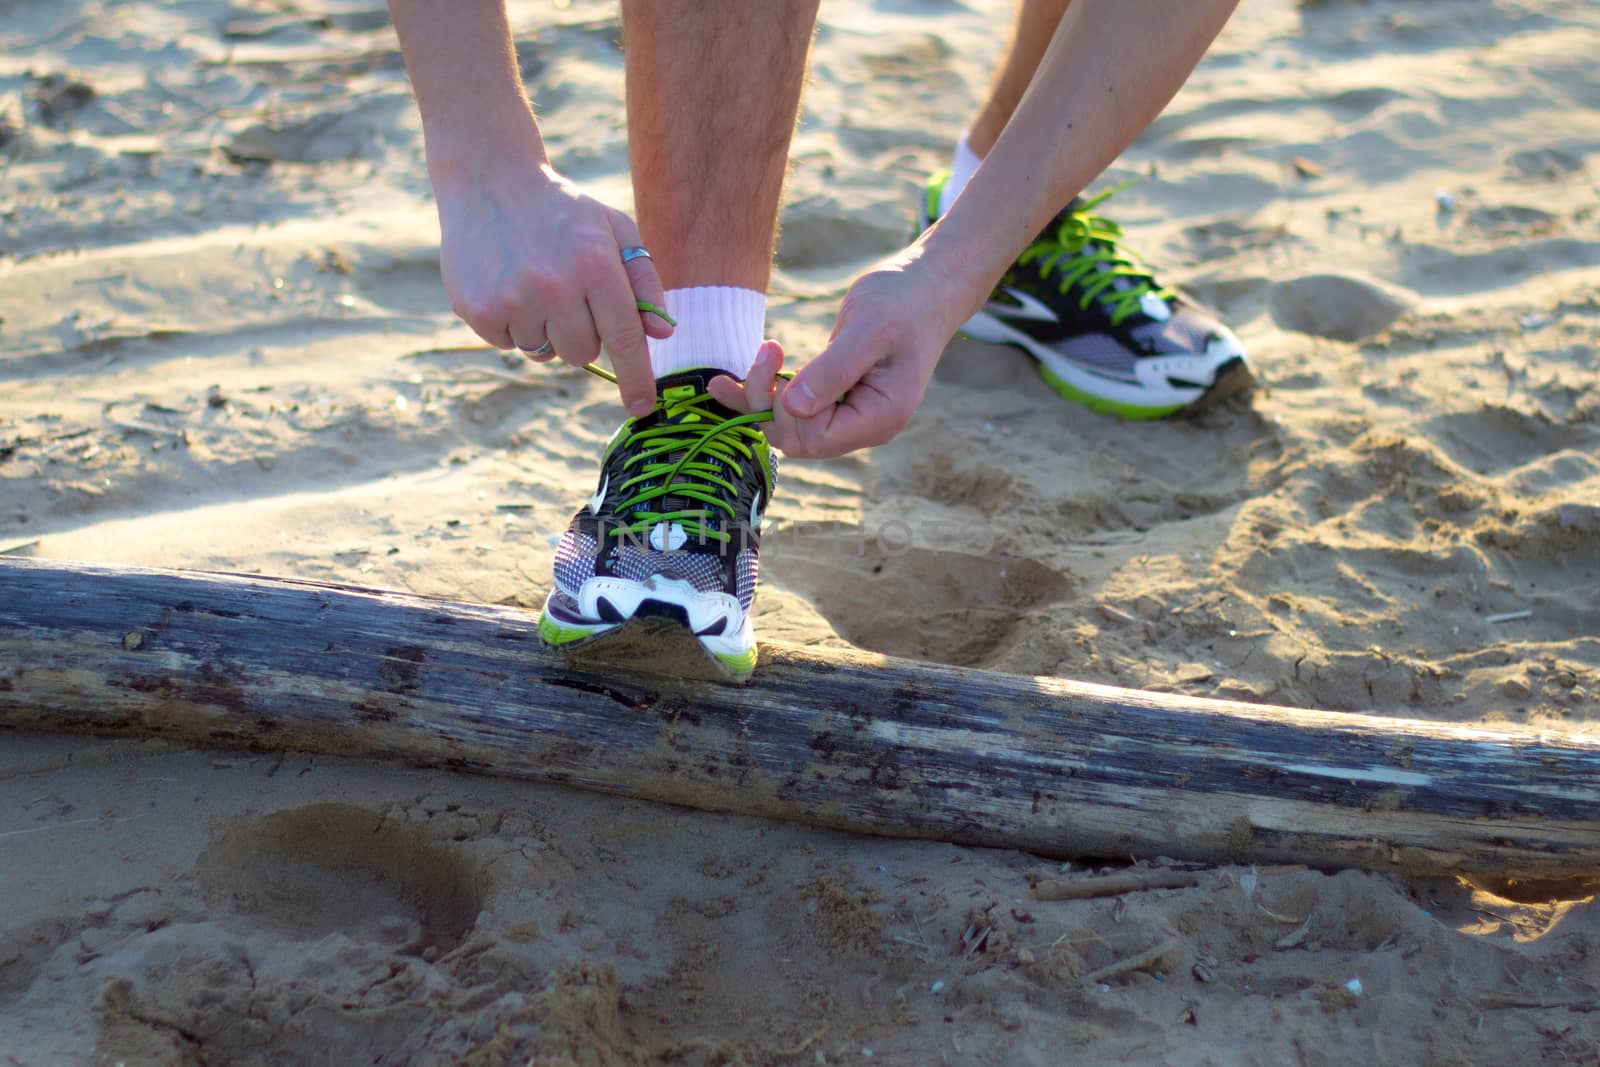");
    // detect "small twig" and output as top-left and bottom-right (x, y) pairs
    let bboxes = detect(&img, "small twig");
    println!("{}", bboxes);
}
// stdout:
(201, 47), (403, 69)
(1470, 907), (1541, 931)
(197, 86), (393, 126)
(1274, 913), (1315, 949)
(106, 416), (186, 440)
(0, 539), (40, 556)
(910, 909), (933, 953)
(0, 813), (144, 841)
(1474, 996), (1599, 1013)
(1032, 869), (1201, 901)
(767, 288), (848, 303)
(446, 367), (546, 387)
(4, 428), (94, 449)
(960, 924), (992, 960)
(1256, 903), (1305, 924)
(1484, 610), (1533, 624)
(1081, 938), (1181, 986)
(399, 343), (497, 359)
